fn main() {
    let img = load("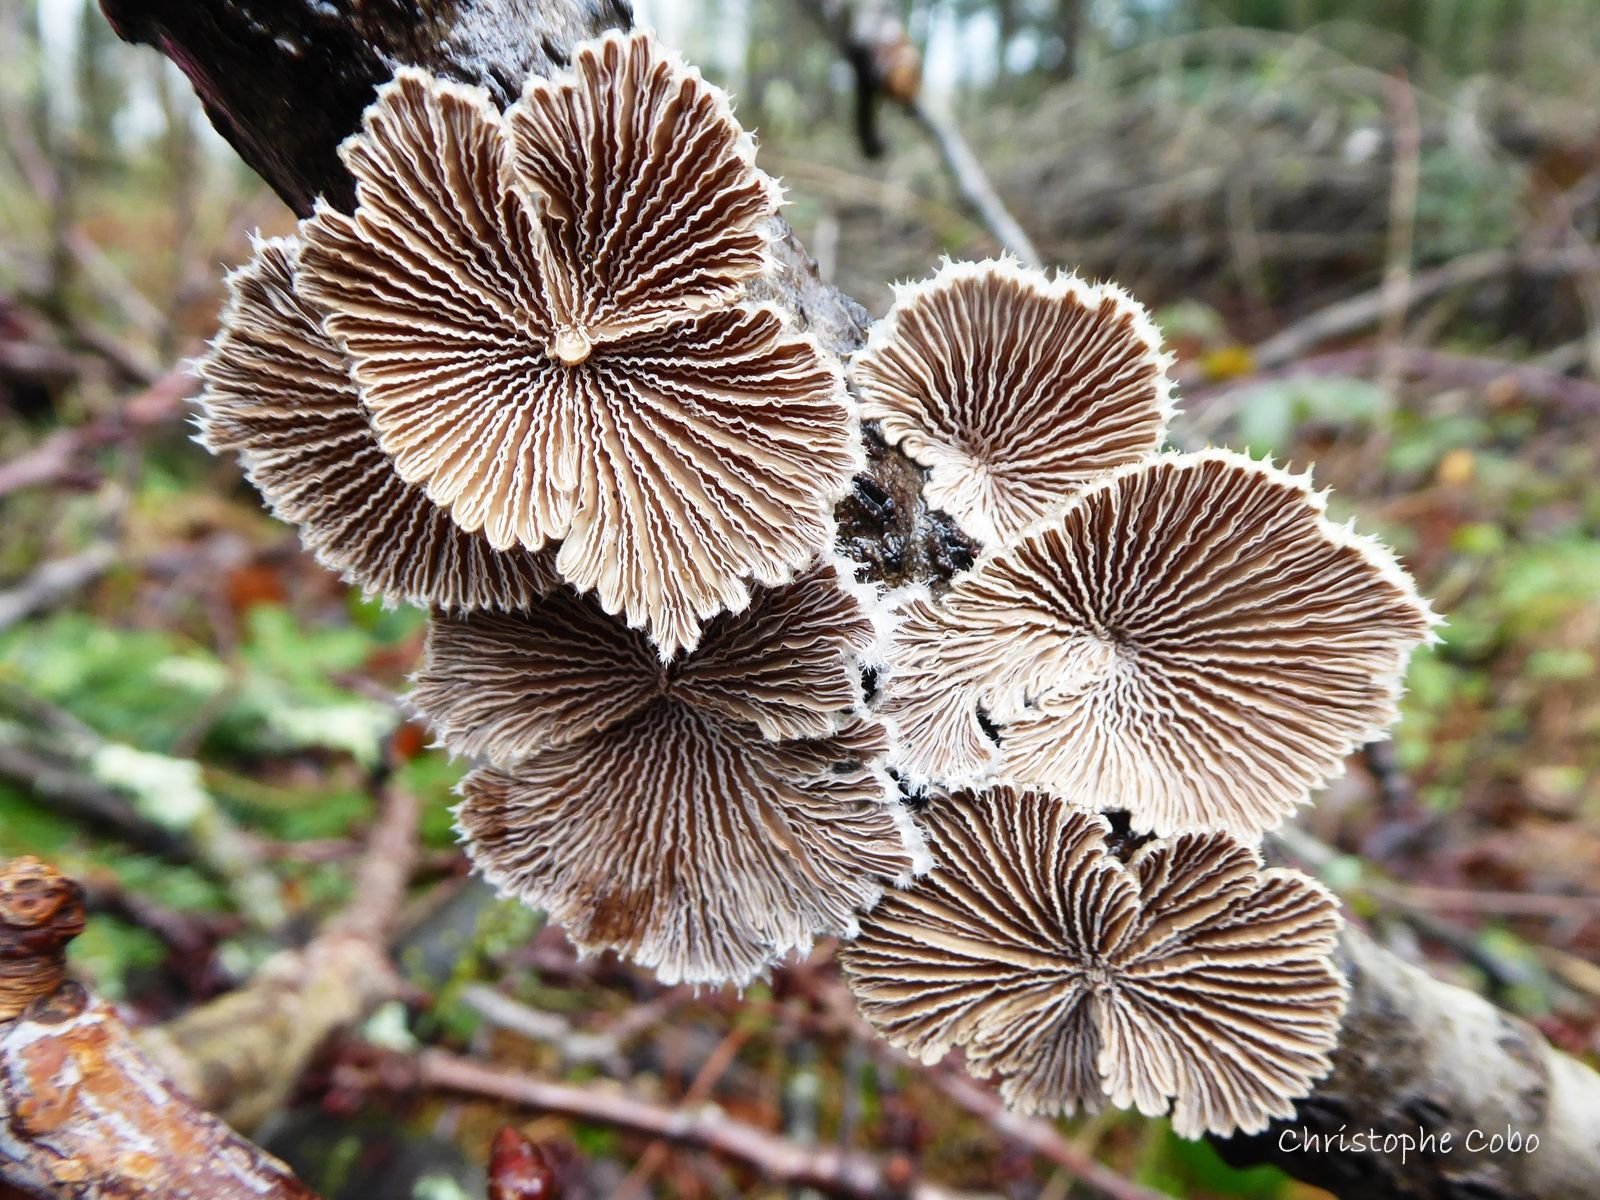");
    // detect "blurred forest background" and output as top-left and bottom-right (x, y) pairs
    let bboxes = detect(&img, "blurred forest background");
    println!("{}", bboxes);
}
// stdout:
(2, 0), (1599, 1197)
